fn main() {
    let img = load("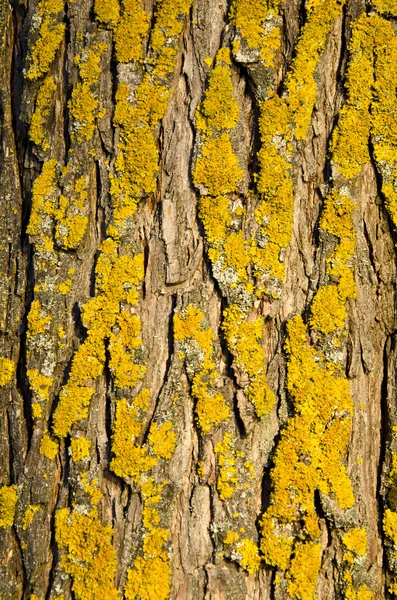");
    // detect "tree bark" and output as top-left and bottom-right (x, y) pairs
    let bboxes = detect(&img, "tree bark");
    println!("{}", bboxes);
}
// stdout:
(0, 0), (397, 598)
